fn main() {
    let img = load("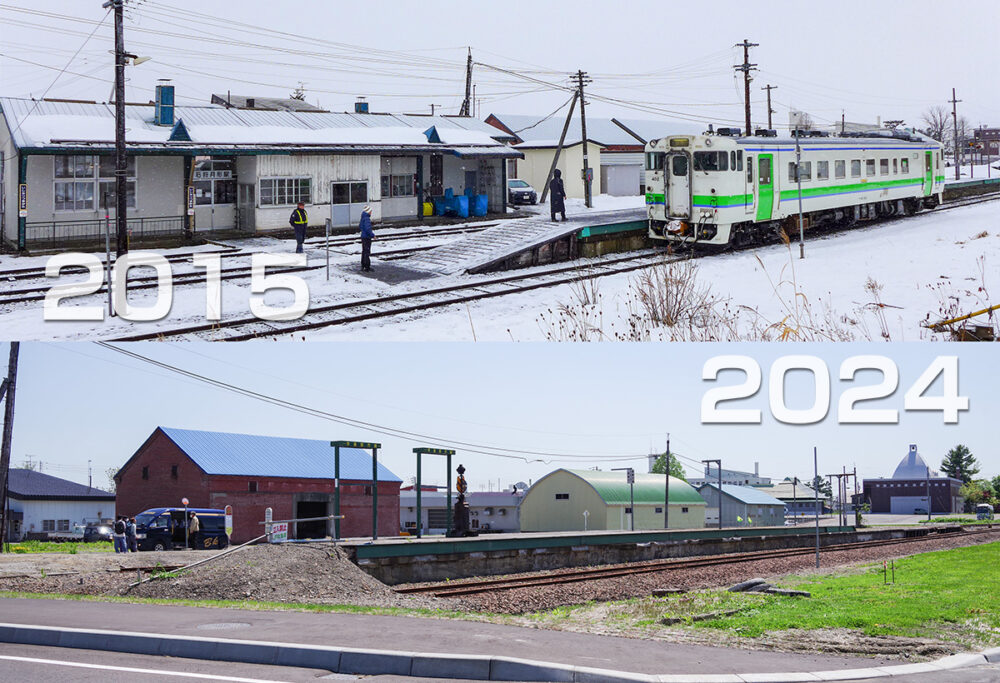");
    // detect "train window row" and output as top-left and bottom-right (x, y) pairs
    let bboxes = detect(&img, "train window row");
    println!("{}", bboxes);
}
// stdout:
(693, 150), (744, 172)
(789, 157), (913, 183)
